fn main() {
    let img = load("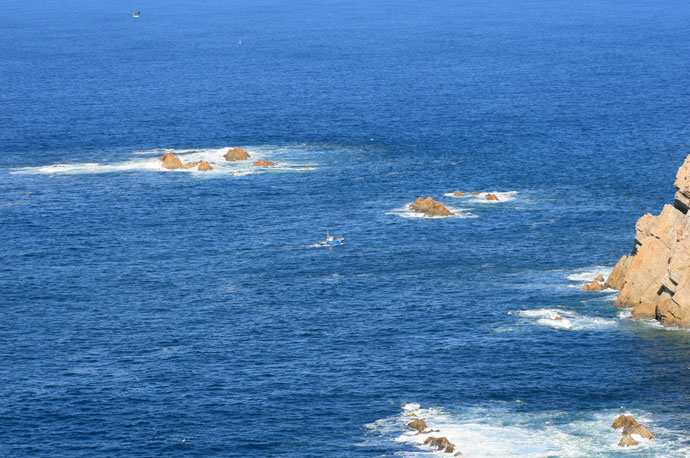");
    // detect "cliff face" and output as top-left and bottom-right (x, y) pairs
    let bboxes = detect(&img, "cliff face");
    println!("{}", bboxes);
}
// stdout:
(606, 155), (690, 328)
